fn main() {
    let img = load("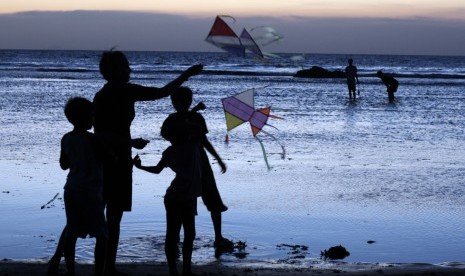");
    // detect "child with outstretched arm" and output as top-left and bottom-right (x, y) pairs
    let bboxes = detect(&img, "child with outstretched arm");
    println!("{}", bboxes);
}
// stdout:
(133, 141), (201, 276)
